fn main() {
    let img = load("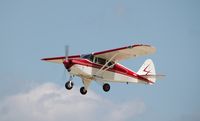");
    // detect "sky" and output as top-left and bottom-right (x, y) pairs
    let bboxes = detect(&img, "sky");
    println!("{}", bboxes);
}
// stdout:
(0, 0), (200, 121)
